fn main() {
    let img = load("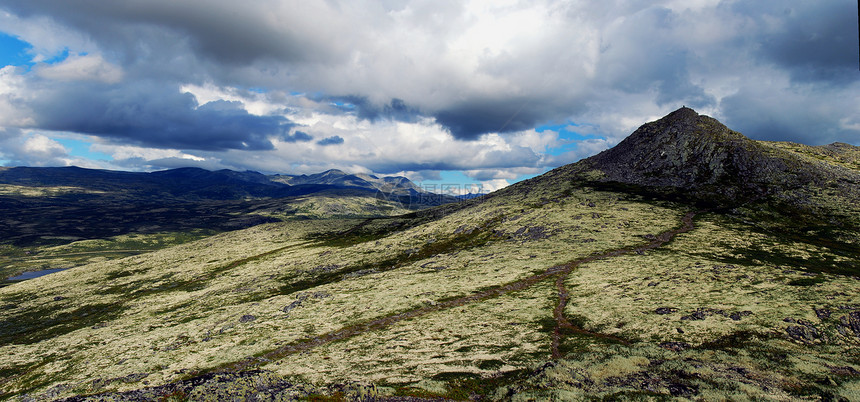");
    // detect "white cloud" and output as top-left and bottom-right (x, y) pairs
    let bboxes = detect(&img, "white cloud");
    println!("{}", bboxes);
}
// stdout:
(0, 132), (77, 167)
(480, 178), (510, 193)
(36, 53), (123, 83)
(463, 167), (543, 181)
(90, 142), (207, 166)
(22, 133), (65, 155)
(545, 138), (614, 166)
(0, 66), (35, 127)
